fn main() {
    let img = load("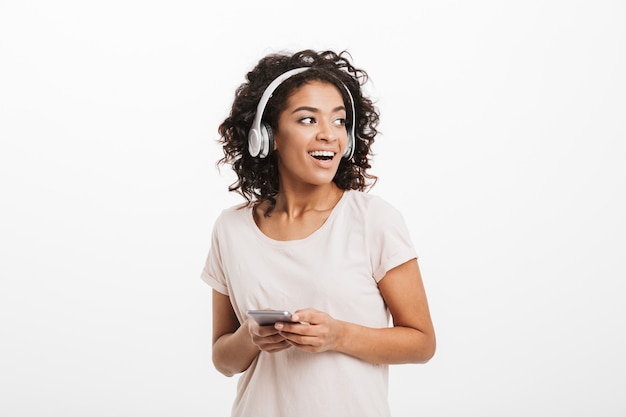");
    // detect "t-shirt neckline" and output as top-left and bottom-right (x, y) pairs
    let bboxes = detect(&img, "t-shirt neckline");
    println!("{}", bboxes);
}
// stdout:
(247, 190), (349, 245)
